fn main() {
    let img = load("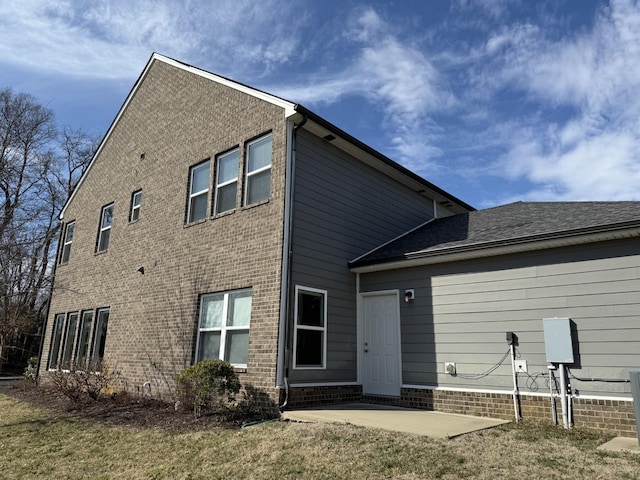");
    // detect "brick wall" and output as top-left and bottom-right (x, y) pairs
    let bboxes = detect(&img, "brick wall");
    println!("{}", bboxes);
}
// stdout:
(285, 385), (363, 408)
(287, 386), (638, 437)
(40, 59), (288, 404)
